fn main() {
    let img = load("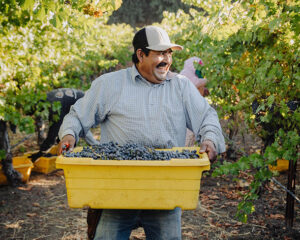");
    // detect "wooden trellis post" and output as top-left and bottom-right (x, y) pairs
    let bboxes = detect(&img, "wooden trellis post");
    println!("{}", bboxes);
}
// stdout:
(285, 159), (297, 228)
